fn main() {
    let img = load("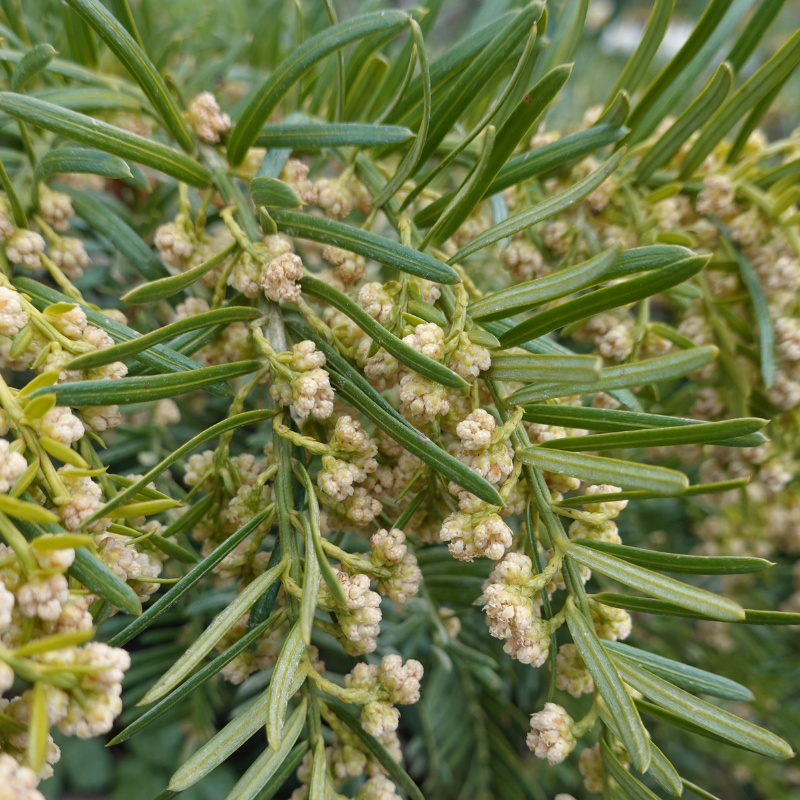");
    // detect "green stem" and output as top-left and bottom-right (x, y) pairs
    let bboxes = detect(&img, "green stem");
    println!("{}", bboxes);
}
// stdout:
(0, 154), (26, 228)
(306, 664), (375, 704)
(573, 700), (600, 737)
(0, 510), (38, 577)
